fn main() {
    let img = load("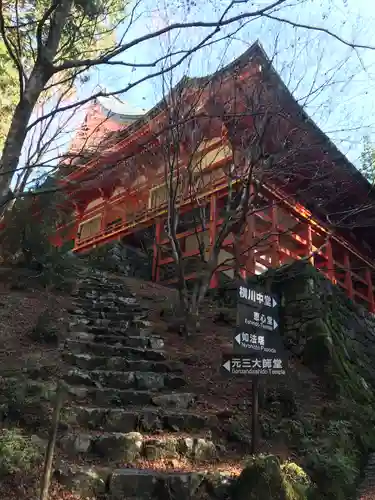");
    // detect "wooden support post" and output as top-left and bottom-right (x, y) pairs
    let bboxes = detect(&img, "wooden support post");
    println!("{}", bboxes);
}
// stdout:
(326, 238), (335, 282)
(271, 202), (279, 268)
(344, 252), (354, 300)
(365, 268), (375, 313)
(209, 194), (219, 289)
(74, 207), (85, 244)
(152, 220), (161, 282)
(306, 223), (314, 265)
(251, 377), (259, 455)
(100, 198), (109, 232)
